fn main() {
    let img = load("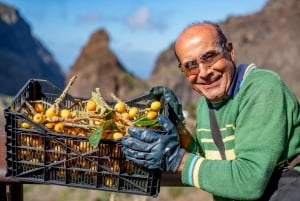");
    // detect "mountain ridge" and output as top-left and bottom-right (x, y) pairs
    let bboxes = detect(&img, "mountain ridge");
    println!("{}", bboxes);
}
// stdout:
(0, 0), (299, 105)
(0, 2), (65, 95)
